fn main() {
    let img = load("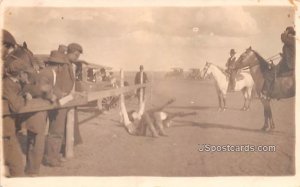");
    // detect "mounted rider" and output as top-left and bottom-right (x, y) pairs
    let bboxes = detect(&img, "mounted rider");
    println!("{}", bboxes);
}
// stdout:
(225, 49), (237, 91)
(262, 26), (295, 98)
